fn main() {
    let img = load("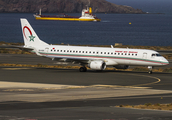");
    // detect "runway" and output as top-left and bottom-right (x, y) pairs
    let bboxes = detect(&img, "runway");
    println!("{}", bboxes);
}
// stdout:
(0, 54), (172, 119)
